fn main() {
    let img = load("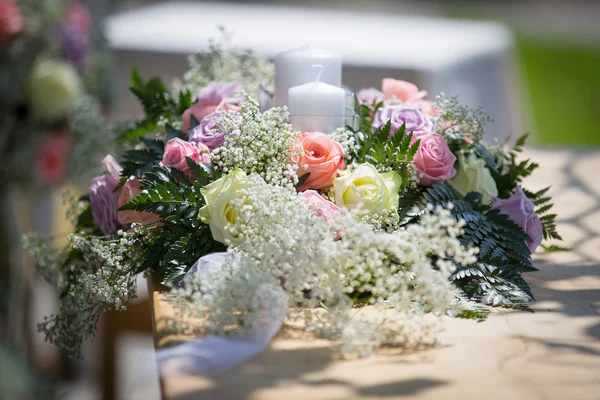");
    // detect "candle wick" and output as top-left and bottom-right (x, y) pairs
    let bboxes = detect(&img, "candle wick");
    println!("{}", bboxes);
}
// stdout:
(312, 64), (324, 84)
